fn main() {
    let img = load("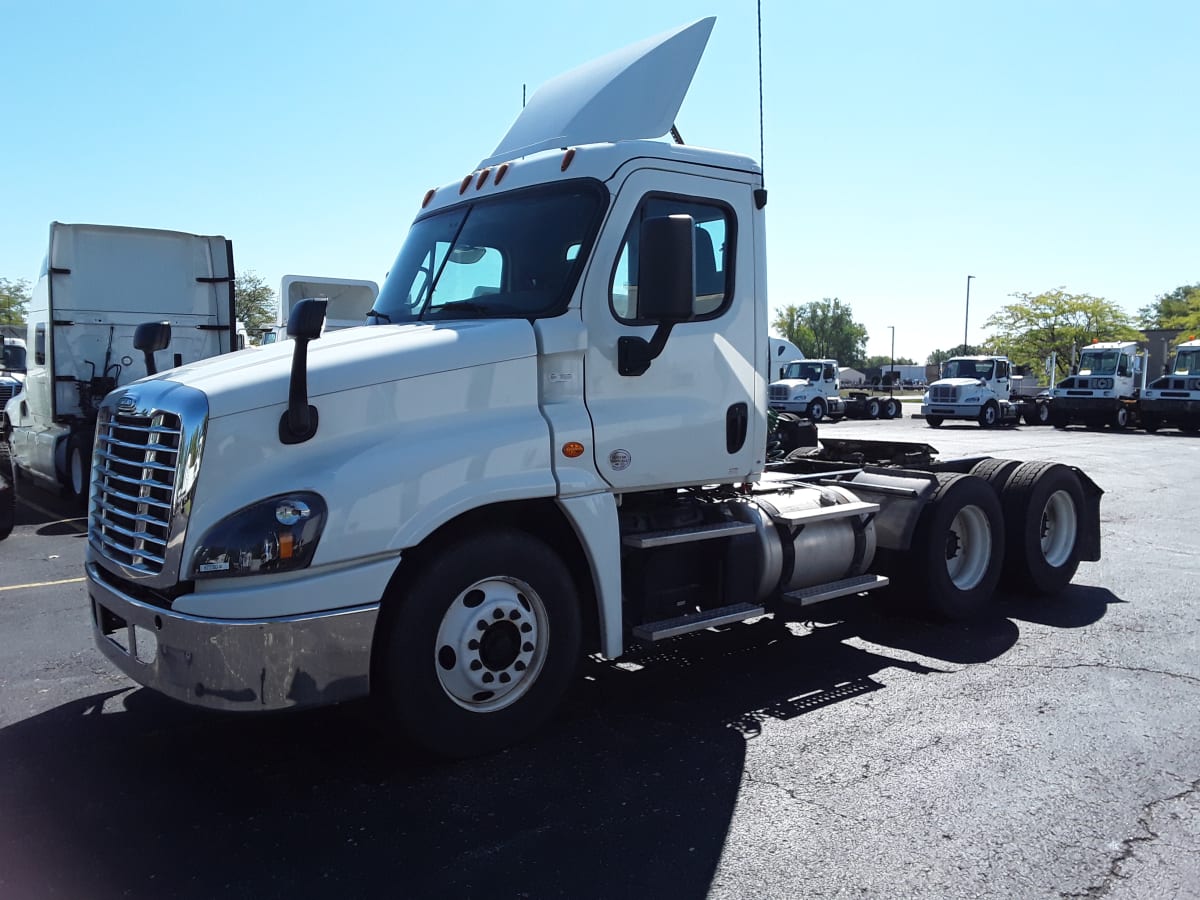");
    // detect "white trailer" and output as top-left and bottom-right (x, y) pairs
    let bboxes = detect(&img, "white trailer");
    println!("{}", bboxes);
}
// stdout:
(1, 223), (236, 508)
(85, 20), (1103, 758)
